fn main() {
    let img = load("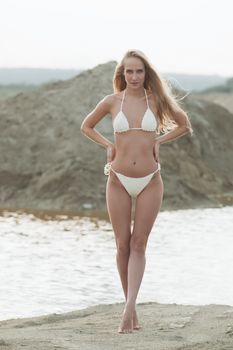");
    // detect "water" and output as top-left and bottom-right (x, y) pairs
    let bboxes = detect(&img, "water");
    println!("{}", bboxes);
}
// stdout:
(0, 206), (233, 321)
